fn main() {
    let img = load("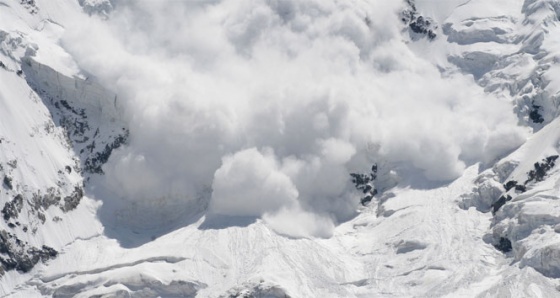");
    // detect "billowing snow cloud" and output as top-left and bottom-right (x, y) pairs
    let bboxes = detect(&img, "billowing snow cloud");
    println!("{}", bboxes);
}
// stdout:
(209, 148), (298, 217)
(62, 0), (528, 237)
